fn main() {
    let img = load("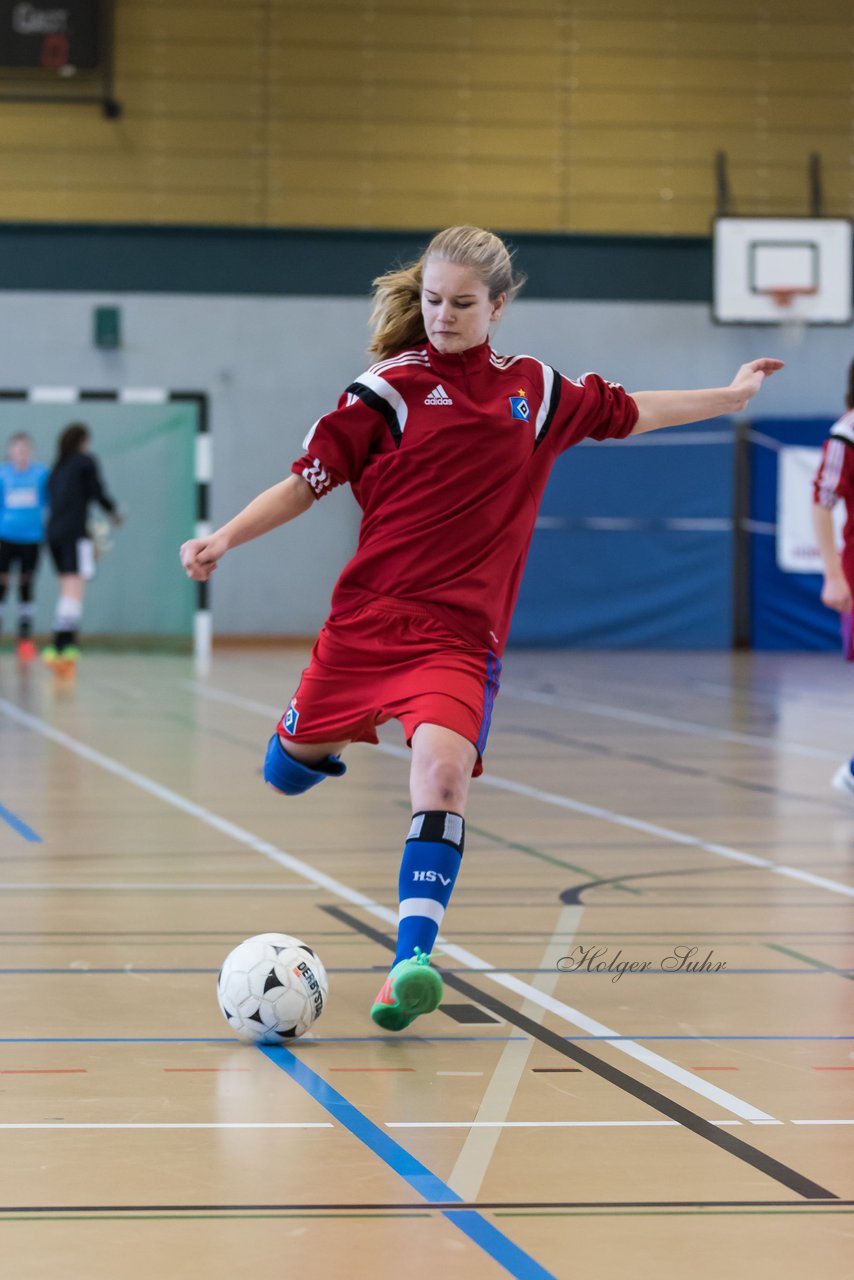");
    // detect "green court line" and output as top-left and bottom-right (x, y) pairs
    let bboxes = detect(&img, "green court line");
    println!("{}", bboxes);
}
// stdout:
(465, 821), (641, 894)
(163, 713), (259, 752)
(0, 939), (376, 947)
(2, 1209), (850, 1223)
(494, 1209), (854, 1218)
(394, 802), (639, 894)
(767, 944), (854, 981)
